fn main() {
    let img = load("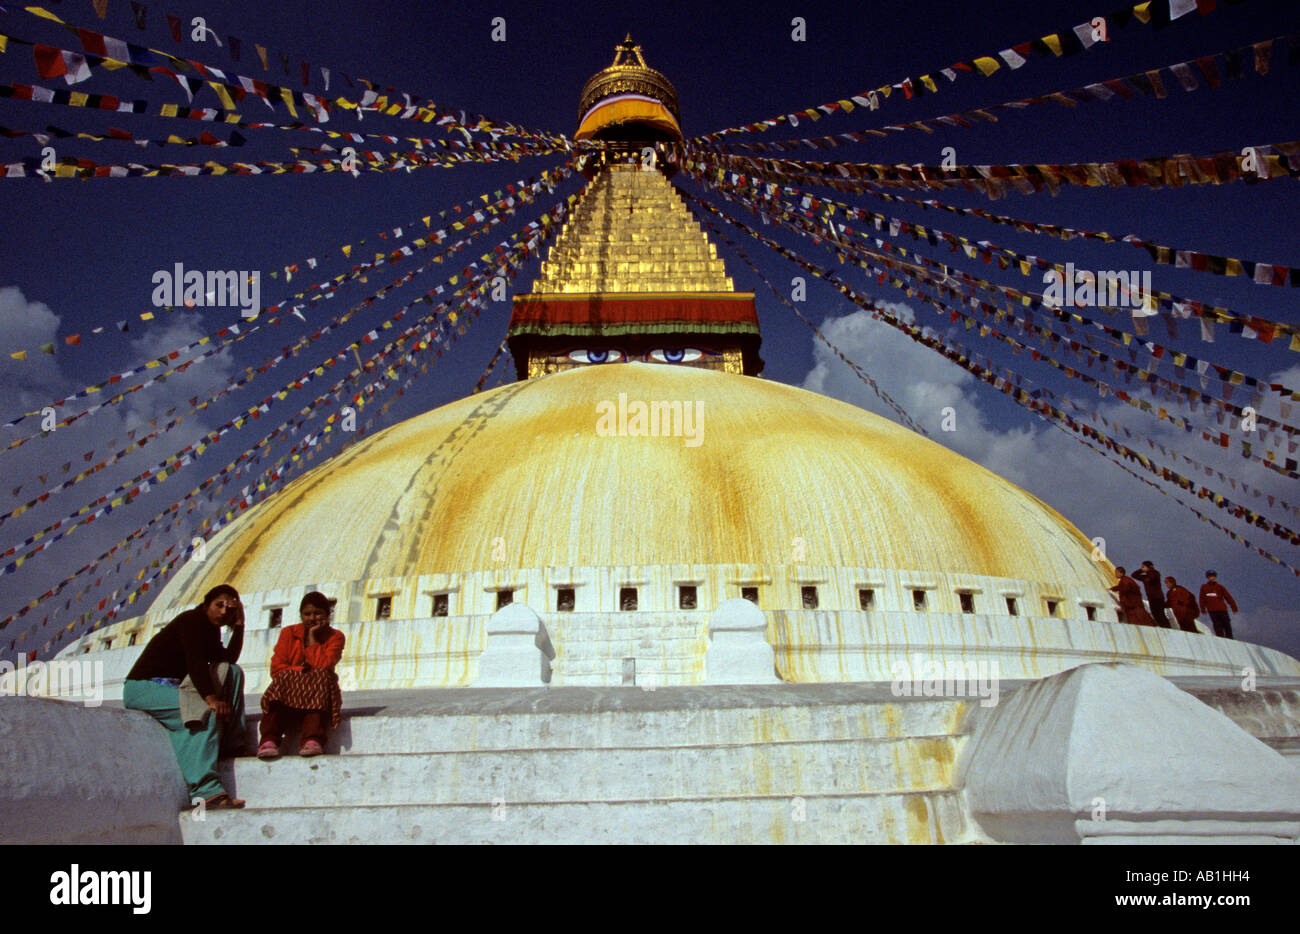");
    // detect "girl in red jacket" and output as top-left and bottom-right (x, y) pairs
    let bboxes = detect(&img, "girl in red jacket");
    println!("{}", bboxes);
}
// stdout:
(257, 591), (346, 758)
